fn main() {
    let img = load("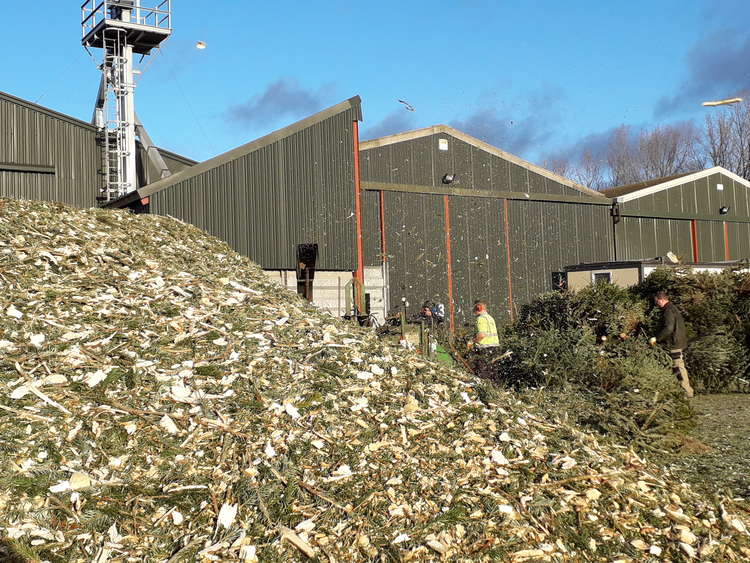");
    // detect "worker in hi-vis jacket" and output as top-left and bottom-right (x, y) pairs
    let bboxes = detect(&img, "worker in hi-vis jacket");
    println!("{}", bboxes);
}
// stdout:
(468, 301), (499, 376)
